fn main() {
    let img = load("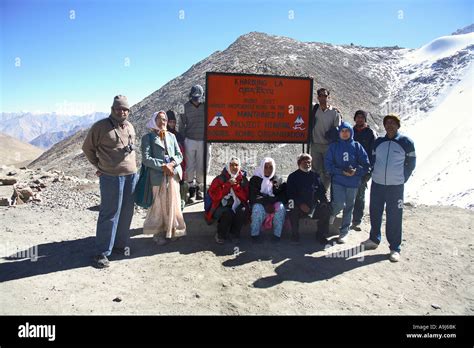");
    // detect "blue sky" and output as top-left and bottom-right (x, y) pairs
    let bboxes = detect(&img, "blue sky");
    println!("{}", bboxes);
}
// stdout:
(1, 0), (473, 113)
